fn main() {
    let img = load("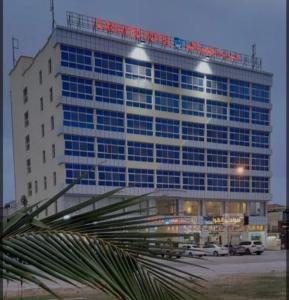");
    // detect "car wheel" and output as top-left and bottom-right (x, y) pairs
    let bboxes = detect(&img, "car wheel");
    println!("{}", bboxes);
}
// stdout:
(213, 251), (219, 256)
(256, 252), (261, 255)
(245, 249), (251, 255)
(161, 254), (164, 258)
(176, 256), (181, 259)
